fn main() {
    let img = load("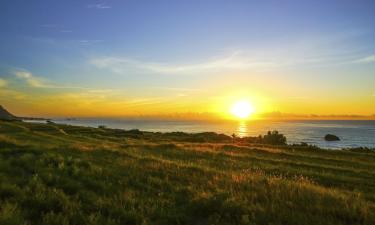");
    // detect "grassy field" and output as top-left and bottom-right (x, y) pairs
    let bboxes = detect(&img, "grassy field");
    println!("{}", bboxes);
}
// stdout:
(0, 120), (374, 225)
